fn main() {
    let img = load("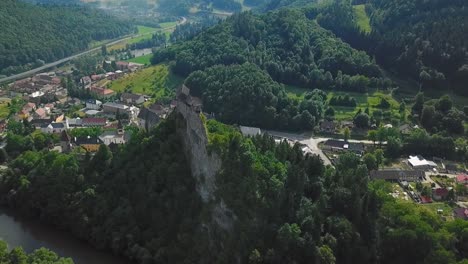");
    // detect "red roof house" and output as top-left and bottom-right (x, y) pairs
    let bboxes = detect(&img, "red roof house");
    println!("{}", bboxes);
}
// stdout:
(456, 174), (468, 184)
(454, 208), (468, 220)
(420, 196), (433, 204)
(432, 188), (449, 201)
